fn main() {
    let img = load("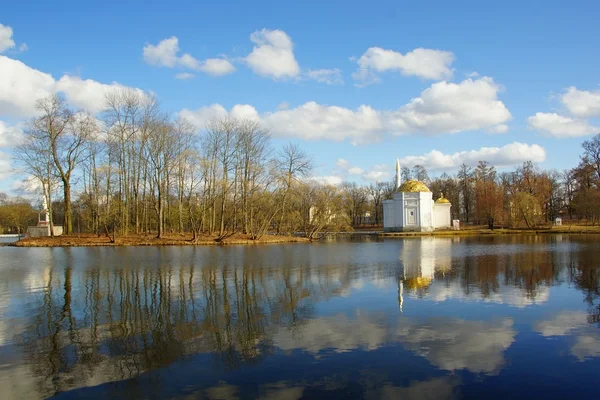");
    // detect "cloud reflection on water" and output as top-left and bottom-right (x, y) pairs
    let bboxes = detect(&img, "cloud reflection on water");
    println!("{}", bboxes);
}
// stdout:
(0, 235), (598, 399)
